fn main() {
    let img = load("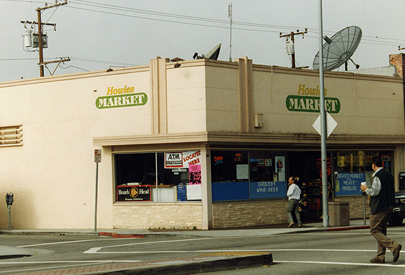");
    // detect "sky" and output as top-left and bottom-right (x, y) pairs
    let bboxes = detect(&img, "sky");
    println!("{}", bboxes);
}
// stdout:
(1, 0), (405, 82)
